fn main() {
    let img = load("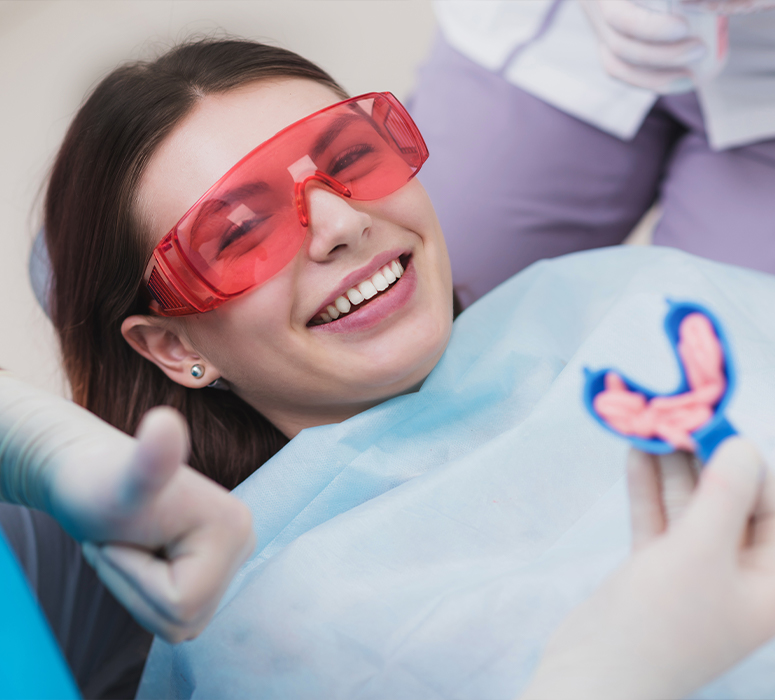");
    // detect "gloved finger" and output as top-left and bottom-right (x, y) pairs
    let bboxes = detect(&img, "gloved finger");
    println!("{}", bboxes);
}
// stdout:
(599, 46), (695, 92)
(600, 26), (706, 69)
(599, 0), (691, 42)
(163, 503), (255, 627)
(746, 463), (775, 557)
(85, 496), (254, 642)
(681, 438), (765, 554)
(82, 541), (201, 643)
(627, 449), (666, 548)
(120, 407), (189, 510)
(681, 0), (775, 13)
(659, 450), (698, 525)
